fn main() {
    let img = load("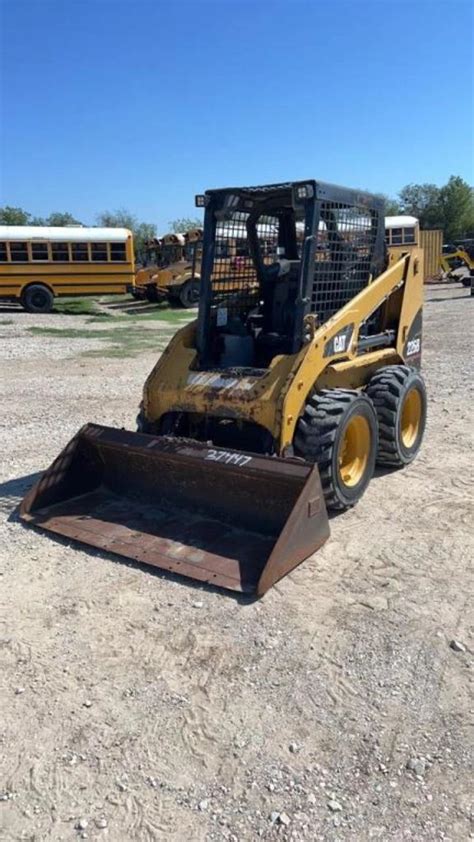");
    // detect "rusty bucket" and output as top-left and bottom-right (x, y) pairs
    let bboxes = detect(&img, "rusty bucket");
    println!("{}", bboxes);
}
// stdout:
(20, 424), (330, 595)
